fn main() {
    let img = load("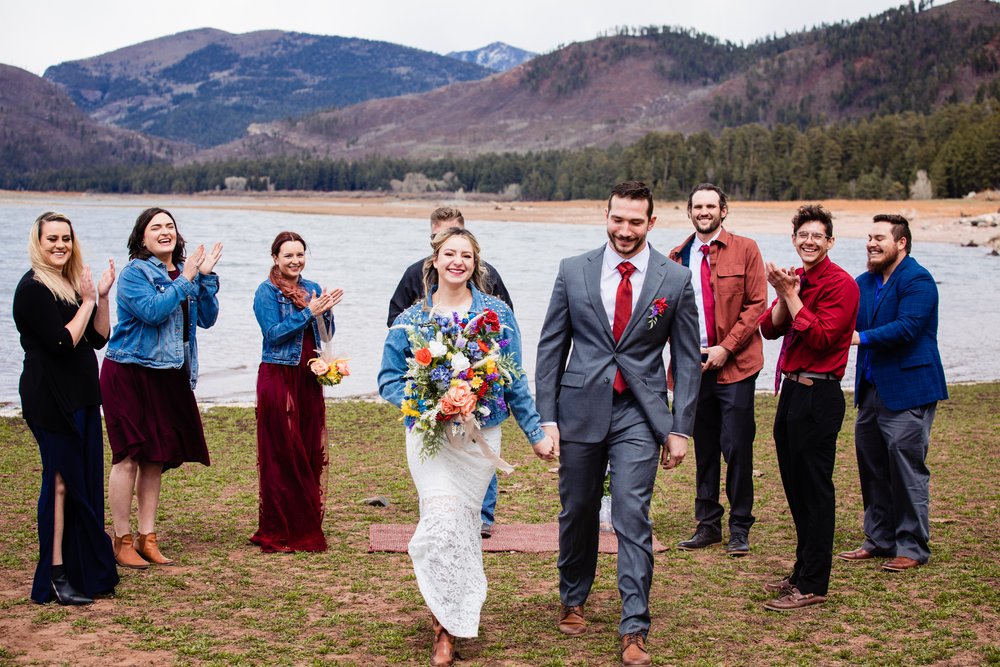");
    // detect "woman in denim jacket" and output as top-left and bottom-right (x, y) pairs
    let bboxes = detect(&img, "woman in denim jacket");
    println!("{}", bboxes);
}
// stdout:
(100, 207), (222, 569)
(378, 228), (555, 666)
(250, 231), (343, 553)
